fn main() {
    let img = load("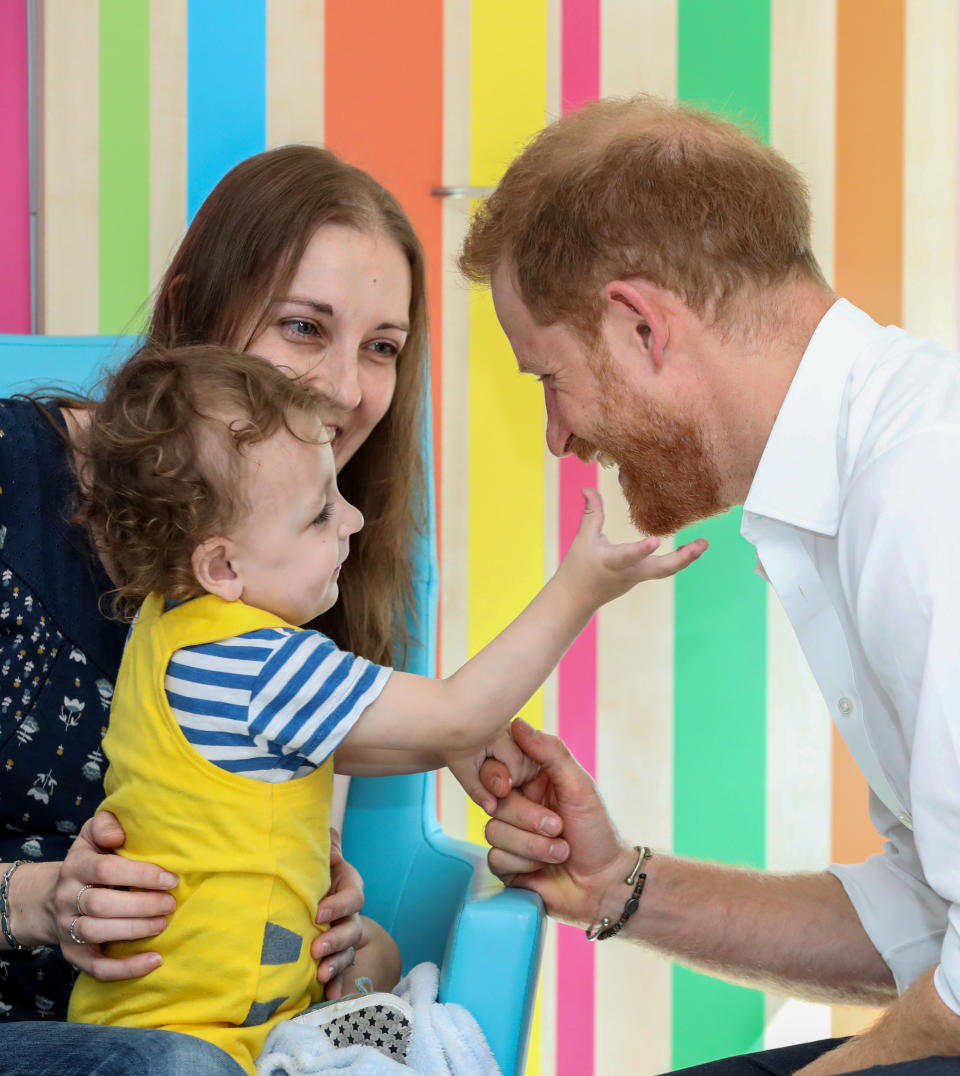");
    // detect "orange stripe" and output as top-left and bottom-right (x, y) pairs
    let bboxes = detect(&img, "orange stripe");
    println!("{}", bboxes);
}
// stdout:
(832, 0), (902, 869)
(834, 0), (904, 326)
(324, 1), (445, 527)
(831, 4), (902, 1038)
